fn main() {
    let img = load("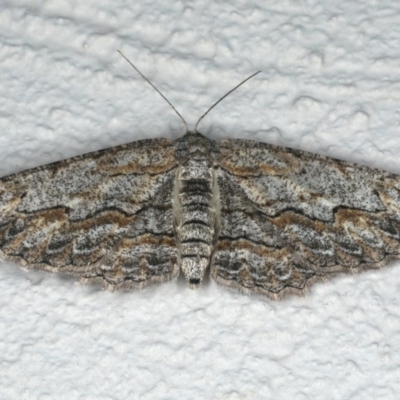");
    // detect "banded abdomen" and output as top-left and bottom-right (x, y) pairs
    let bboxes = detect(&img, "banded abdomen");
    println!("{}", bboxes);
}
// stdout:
(173, 133), (219, 288)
